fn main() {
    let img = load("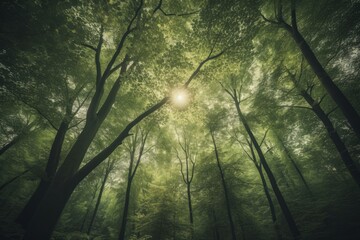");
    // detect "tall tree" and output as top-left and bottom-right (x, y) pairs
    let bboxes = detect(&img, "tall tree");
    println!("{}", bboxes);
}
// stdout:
(222, 81), (301, 239)
(175, 130), (196, 236)
(261, 0), (360, 139)
(285, 68), (360, 187)
(87, 158), (115, 235)
(210, 130), (237, 240)
(118, 127), (149, 240)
